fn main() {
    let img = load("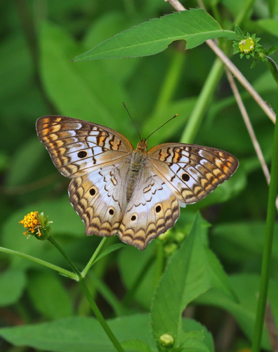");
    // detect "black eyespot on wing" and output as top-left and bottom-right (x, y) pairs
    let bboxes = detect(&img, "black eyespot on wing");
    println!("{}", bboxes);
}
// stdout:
(131, 215), (137, 221)
(109, 208), (114, 215)
(155, 205), (161, 213)
(77, 150), (88, 158)
(89, 188), (96, 196)
(182, 173), (190, 182)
